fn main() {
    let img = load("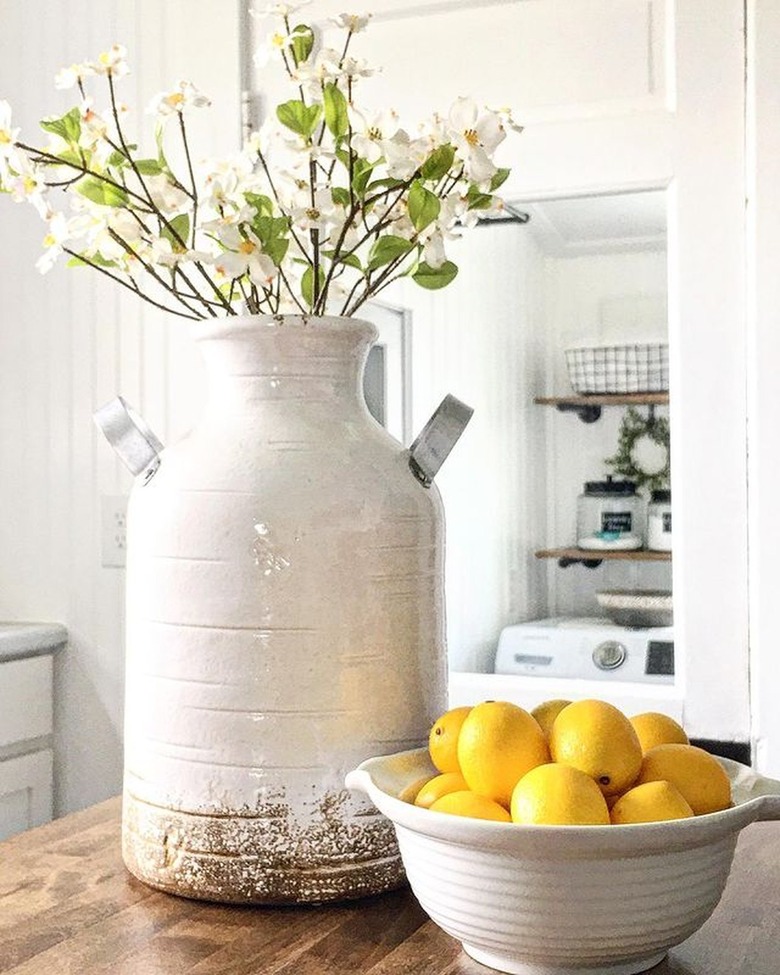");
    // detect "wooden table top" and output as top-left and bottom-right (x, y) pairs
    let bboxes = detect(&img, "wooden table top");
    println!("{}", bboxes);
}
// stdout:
(1, 797), (779, 974)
